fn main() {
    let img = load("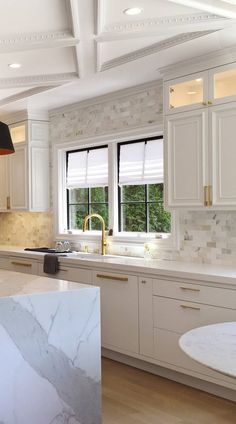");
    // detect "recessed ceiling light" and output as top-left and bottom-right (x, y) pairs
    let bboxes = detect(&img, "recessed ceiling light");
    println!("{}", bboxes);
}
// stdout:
(123, 7), (143, 16)
(8, 63), (21, 69)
